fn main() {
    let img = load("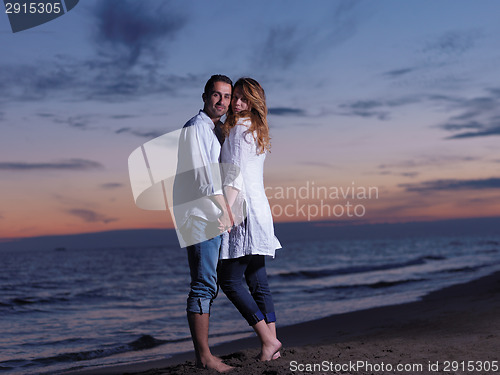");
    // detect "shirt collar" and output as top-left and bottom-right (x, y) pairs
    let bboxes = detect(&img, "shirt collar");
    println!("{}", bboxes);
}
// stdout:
(199, 110), (215, 130)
